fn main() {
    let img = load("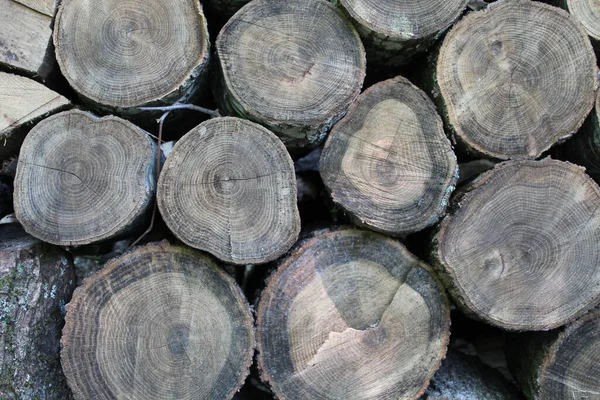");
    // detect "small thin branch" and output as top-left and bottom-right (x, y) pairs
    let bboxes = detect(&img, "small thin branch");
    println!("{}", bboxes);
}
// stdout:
(140, 103), (221, 118)
(128, 111), (170, 251)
